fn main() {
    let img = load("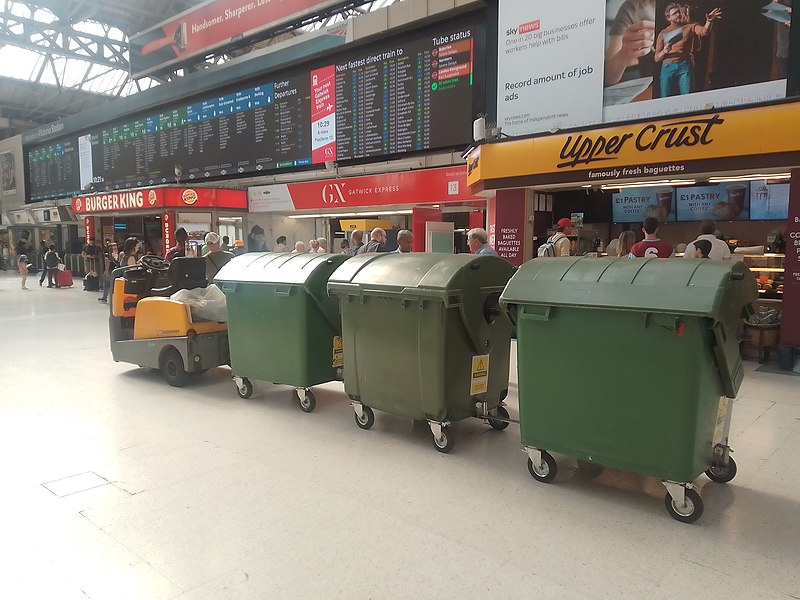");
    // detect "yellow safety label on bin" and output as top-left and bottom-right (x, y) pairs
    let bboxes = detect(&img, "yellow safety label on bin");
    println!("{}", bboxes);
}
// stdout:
(712, 396), (730, 446)
(470, 354), (489, 396)
(332, 336), (344, 368)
